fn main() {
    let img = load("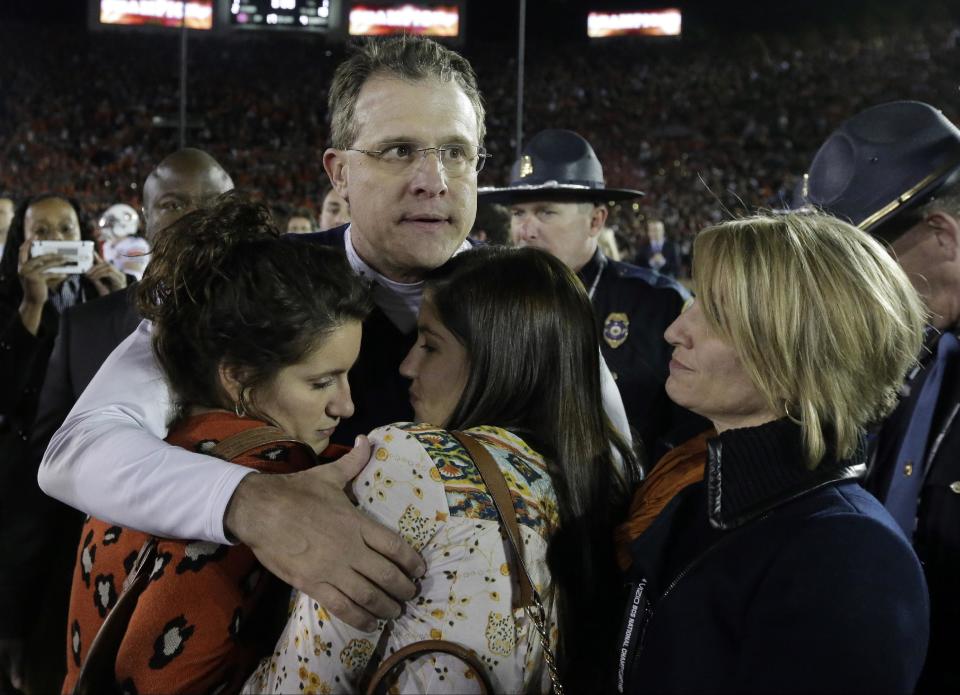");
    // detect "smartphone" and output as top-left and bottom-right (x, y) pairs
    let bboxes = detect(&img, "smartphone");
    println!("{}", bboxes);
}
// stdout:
(30, 240), (95, 274)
